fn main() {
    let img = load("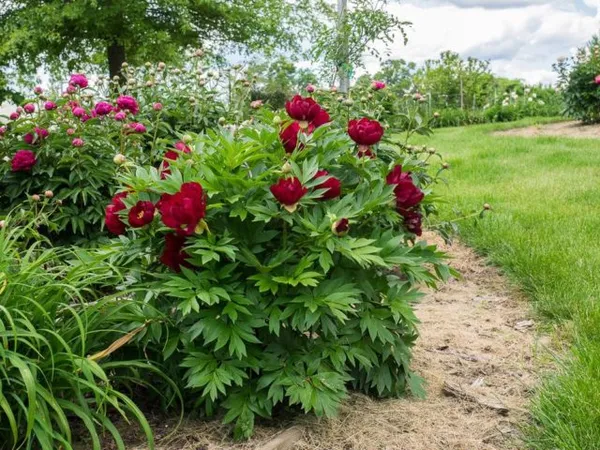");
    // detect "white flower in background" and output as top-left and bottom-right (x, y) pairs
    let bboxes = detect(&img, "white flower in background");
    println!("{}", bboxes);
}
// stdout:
(528, 97), (533, 102)
(538, 100), (545, 105)
(525, 88), (531, 94)
(532, 93), (537, 99)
